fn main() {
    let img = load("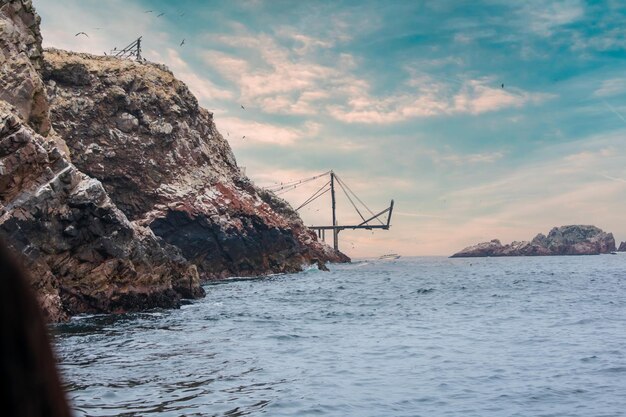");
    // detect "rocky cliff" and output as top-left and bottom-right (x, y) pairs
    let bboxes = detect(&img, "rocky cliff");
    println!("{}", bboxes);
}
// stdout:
(42, 48), (347, 279)
(451, 225), (616, 258)
(1, 0), (205, 322)
(0, 0), (345, 322)
(0, 0), (48, 134)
